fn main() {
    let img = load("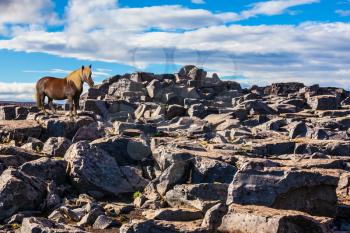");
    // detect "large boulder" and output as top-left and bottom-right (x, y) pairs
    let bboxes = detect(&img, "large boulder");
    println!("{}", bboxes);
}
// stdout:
(156, 161), (190, 195)
(0, 168), (45, 221)
(82, 100), (108, 117)
(114, 121), (157, 136)
(187, 67), (207, 86)
(218, 204), (332, 233)
(236, 100), (275, 115)
(191, 157), (236, 184)
(165, 183), (228, 212)
(0, 147), (40, 174)
(72, 122), (107, 143)
(288, 121), (308, 139)
(307, 95), (338, 110)
(91, 136), (152, 165)
(15, 106), (29, 120)
(120, 219), (207, 233)
(107, 100), (136, 122)
(267, 82), (305, 96)
(227, 161), (338, 217)
(0, 105), (16, 120)
(37, 115), (95, 139)
(42, 137), (72, 157)
(188, 104), (207, 119)
(64, 141), (134, 197)
(0, 120), (42, 143)
(21, 217), (85, 233)
(146, 79), (163, 99)
(165, 105), (187, 120)
(108, 77), (146, 101)
(142, 208), (203, 221)
(131, 72), (155, 83)
(19, 157), (67, 185)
